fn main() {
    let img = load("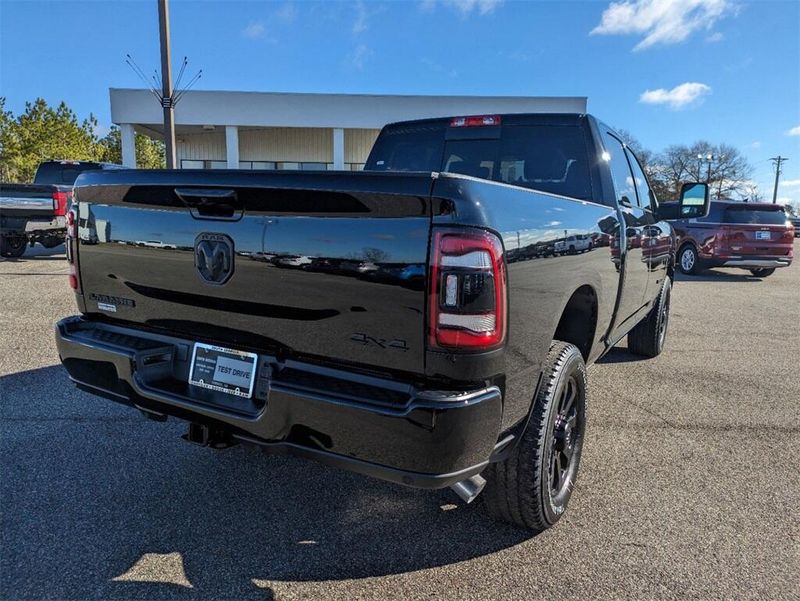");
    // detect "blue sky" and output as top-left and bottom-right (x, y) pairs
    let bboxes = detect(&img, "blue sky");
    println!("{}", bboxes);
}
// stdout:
(1, 0), (798, 204)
